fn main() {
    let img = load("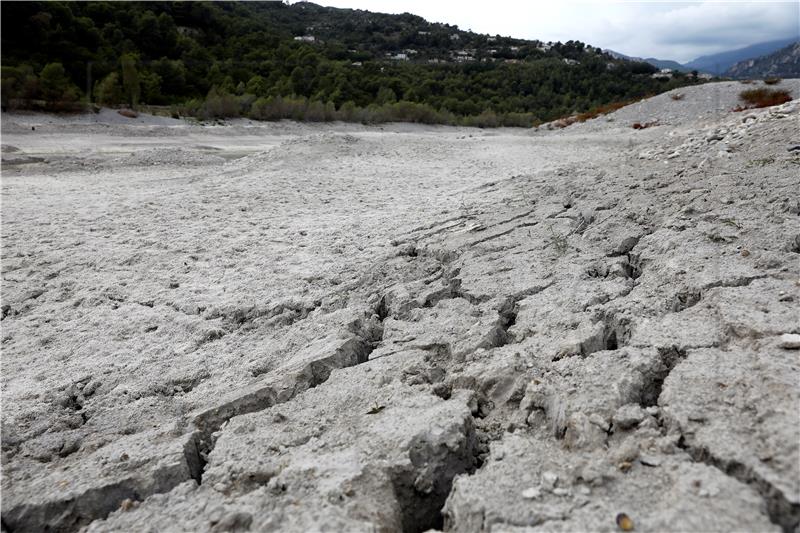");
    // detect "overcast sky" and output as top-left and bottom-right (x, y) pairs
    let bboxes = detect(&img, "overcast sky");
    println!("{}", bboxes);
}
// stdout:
(311, 1), (799, 63)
